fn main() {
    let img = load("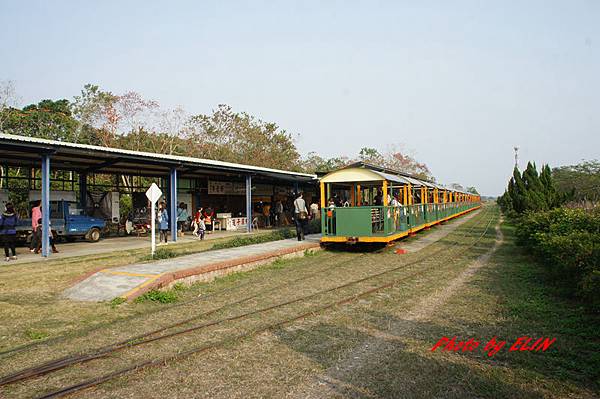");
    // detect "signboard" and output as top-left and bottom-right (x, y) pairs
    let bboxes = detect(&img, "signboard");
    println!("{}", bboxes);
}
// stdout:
(208, 180), (246, 195)
(226, 217), (248, 230)
(145, 183), (163, 257)
(146, 183), (162, 203)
